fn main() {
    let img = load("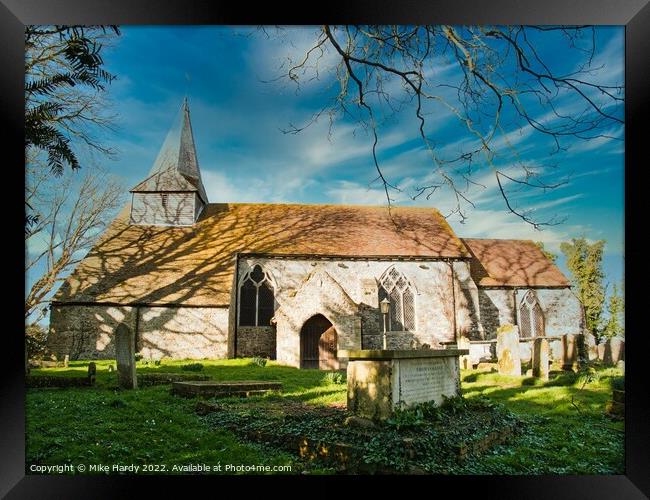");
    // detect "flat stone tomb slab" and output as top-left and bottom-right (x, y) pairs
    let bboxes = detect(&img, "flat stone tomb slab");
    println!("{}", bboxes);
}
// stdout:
(172, 380), (282, 398)
(343, 349), (467, 420)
